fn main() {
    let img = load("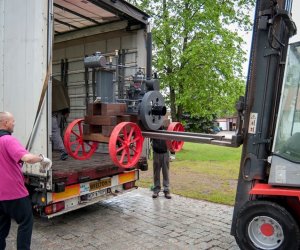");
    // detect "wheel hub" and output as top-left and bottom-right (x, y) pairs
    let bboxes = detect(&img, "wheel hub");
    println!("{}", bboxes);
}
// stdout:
(248, 216), (284, 249)
(261, 223), (275, 237)
(139, 91), (166, 130)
